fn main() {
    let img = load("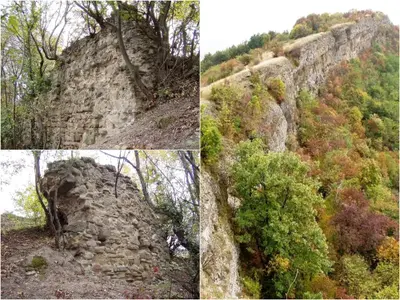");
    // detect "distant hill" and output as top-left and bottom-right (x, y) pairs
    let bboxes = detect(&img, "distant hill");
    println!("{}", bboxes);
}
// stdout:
(1, 213), (39, 233)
